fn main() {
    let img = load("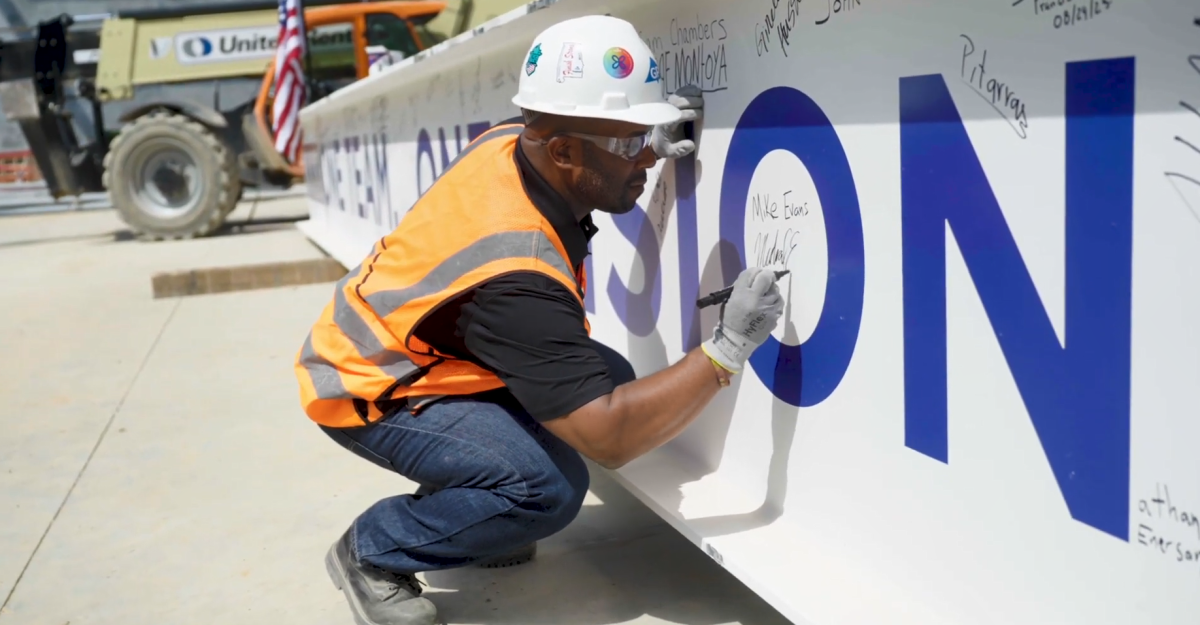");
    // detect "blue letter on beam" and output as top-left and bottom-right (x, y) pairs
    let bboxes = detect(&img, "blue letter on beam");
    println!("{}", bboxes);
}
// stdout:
(719, 86), (865, 407)
(899, 59), (1134, 540)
